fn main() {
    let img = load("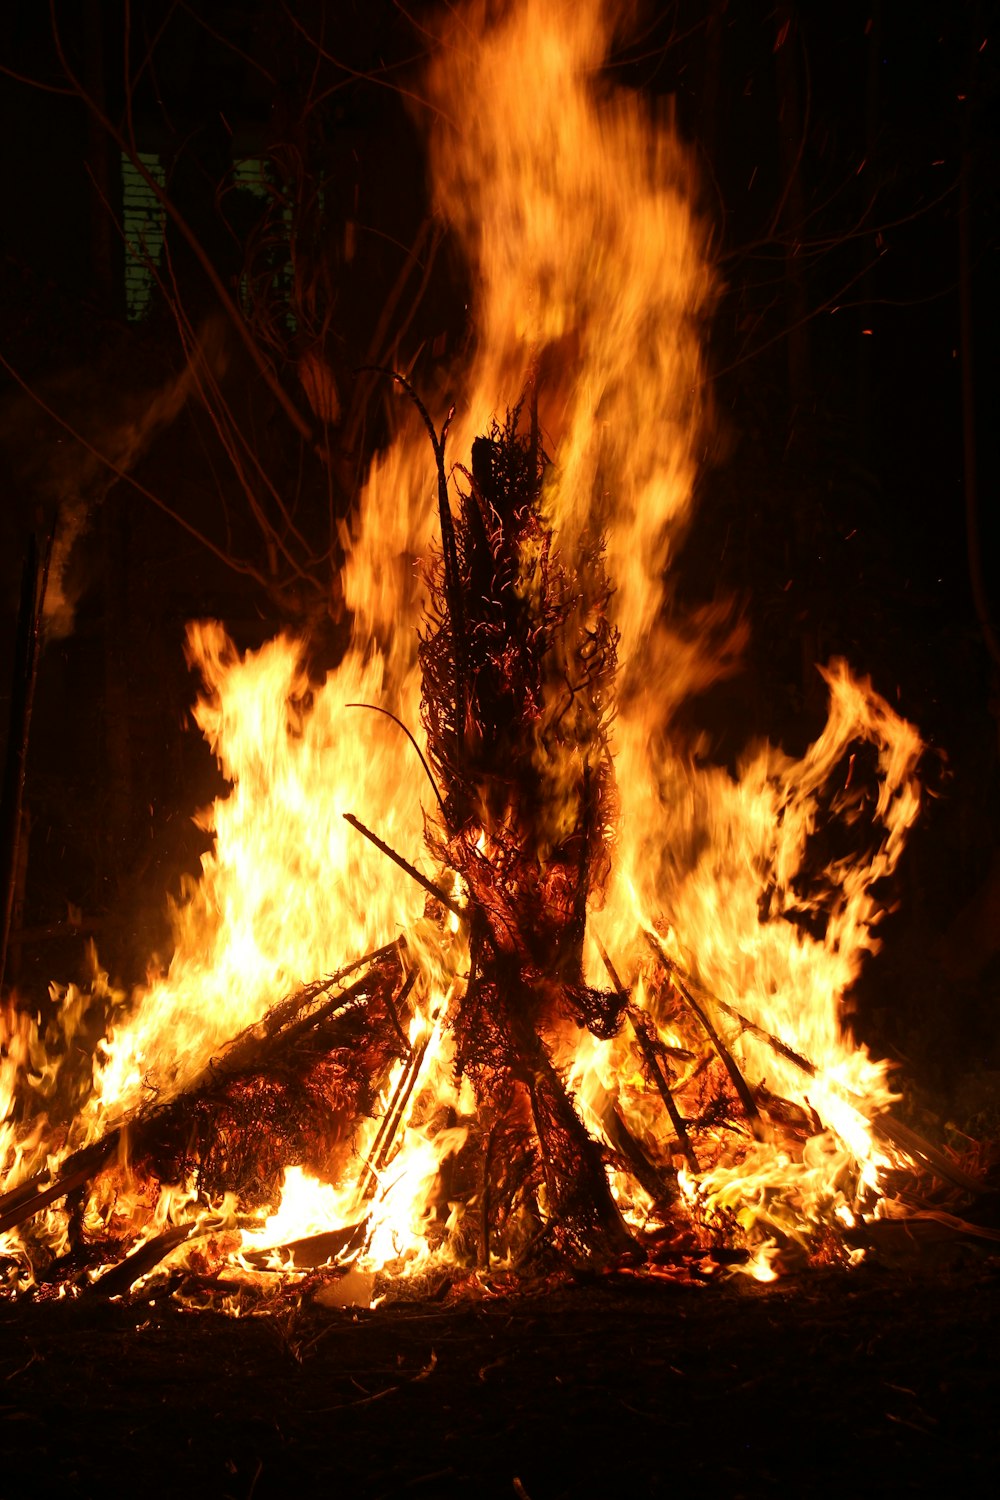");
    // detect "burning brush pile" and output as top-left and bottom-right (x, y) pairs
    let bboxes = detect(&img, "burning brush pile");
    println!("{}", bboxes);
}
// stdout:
(0, 0), (979, 1308)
